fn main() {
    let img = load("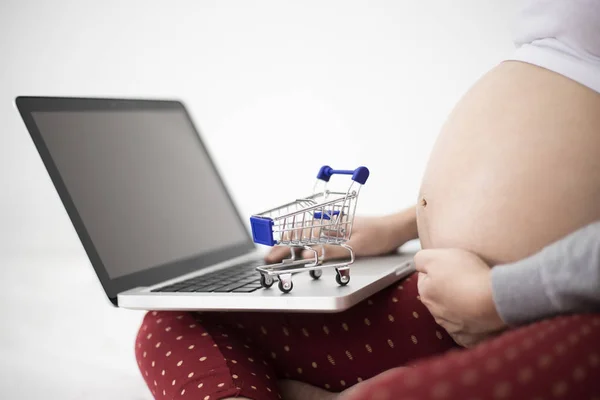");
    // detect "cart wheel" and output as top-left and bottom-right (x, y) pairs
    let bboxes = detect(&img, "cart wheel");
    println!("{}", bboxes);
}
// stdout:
(260, 274), (274, 288)
(335, 271), (350, 286)
(309, 269), (322, 280)
(278, 280), (293, 293)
